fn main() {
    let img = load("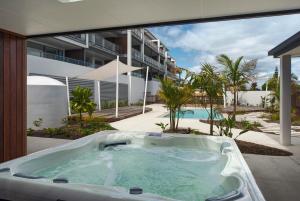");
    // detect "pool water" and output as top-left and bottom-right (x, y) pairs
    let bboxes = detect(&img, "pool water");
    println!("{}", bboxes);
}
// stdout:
(164, 108), (223, 120)
(30, 143), (235, 201)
